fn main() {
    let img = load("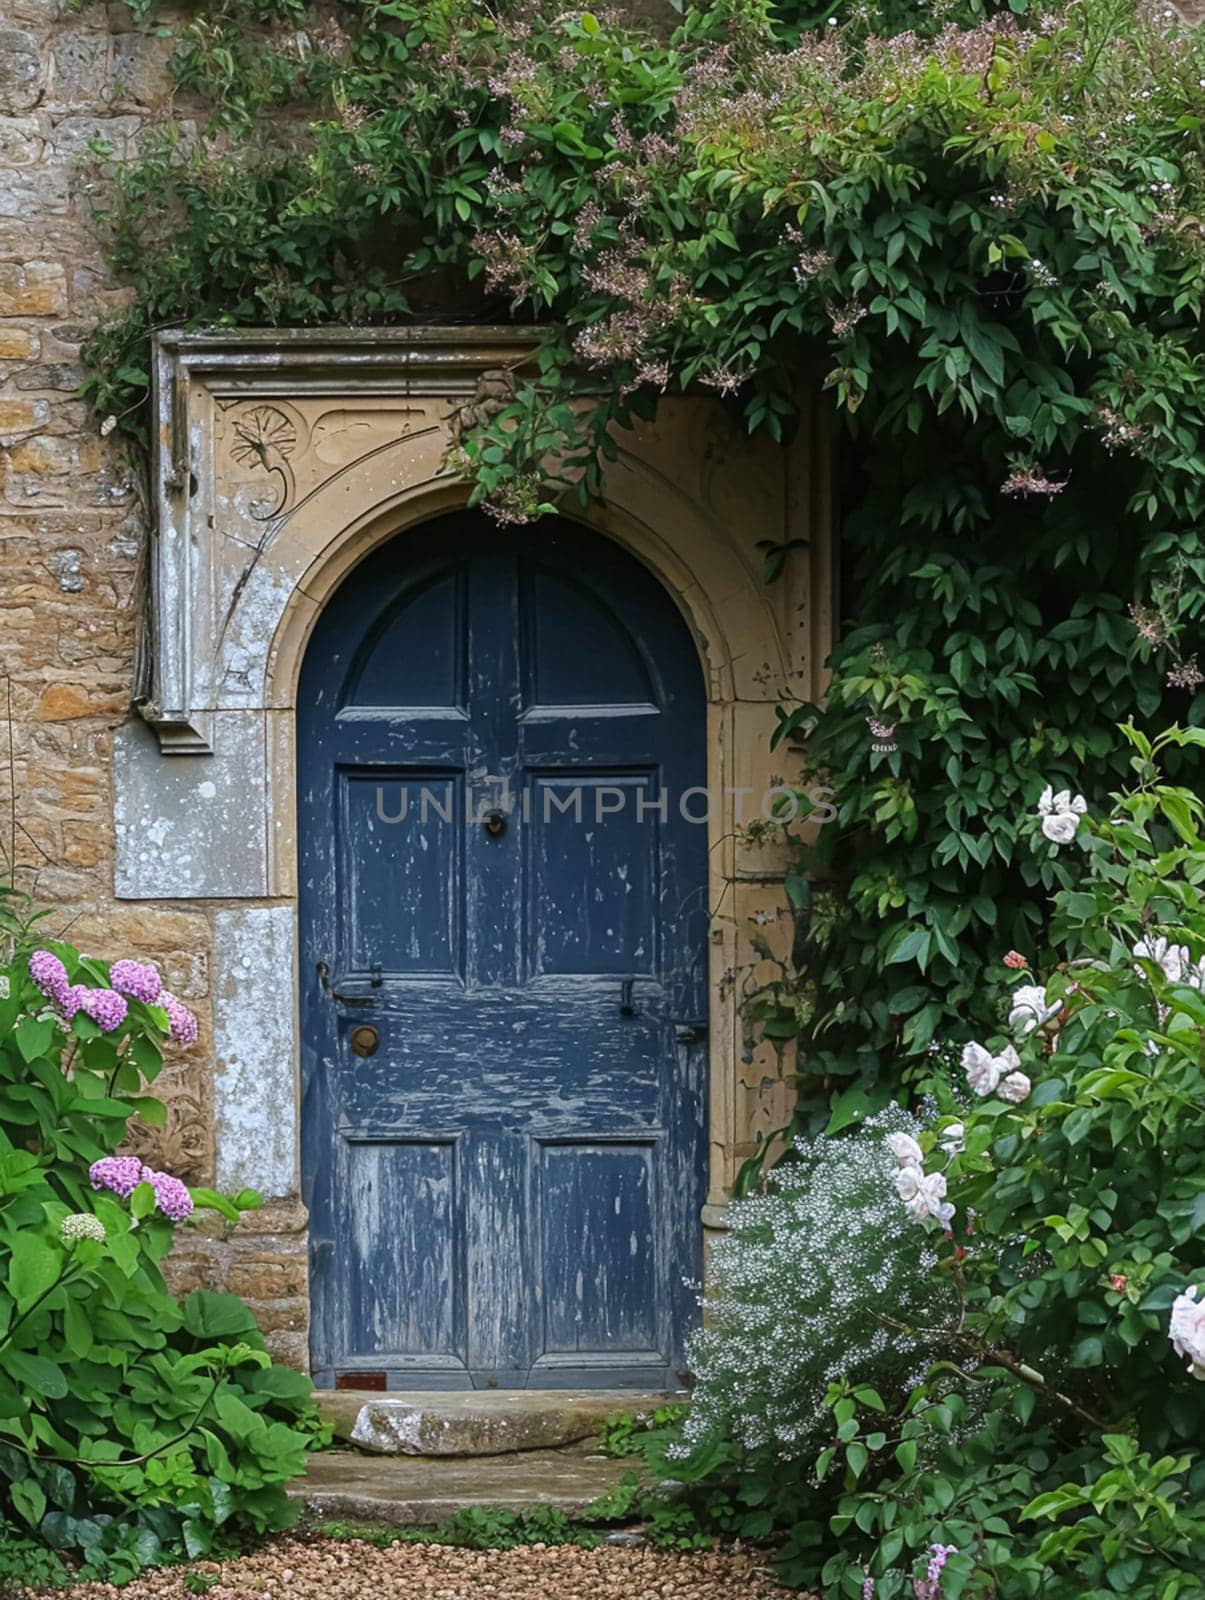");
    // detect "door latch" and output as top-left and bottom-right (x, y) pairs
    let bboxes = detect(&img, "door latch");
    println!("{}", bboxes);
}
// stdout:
(316, 960), (377, 1008)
